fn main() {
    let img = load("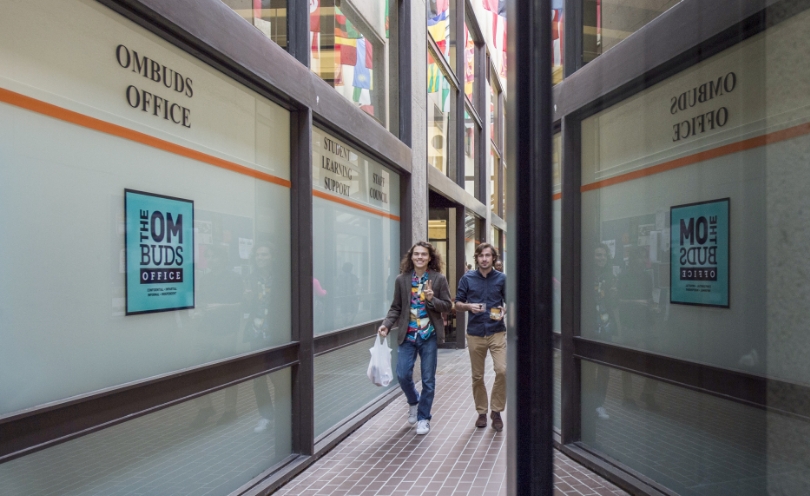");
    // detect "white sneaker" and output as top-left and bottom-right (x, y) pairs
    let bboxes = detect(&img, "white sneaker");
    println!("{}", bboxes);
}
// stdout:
(596, 406), (610, 420)
(254, 418), (271, 432)
(408, 404), (419, 425)
(416, 419), (430, 435)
